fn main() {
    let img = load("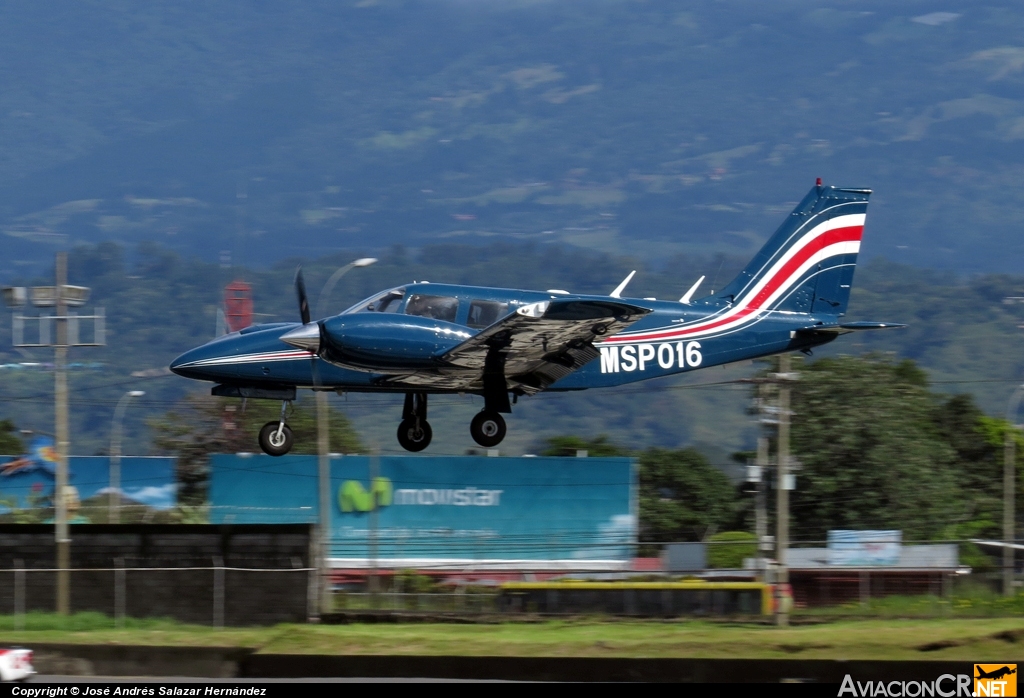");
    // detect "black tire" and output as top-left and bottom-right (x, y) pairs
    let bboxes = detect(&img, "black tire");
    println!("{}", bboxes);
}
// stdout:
(397, 418), (432, 452)
(258, 421), (294, 456)
(470, 411), (506, 448)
